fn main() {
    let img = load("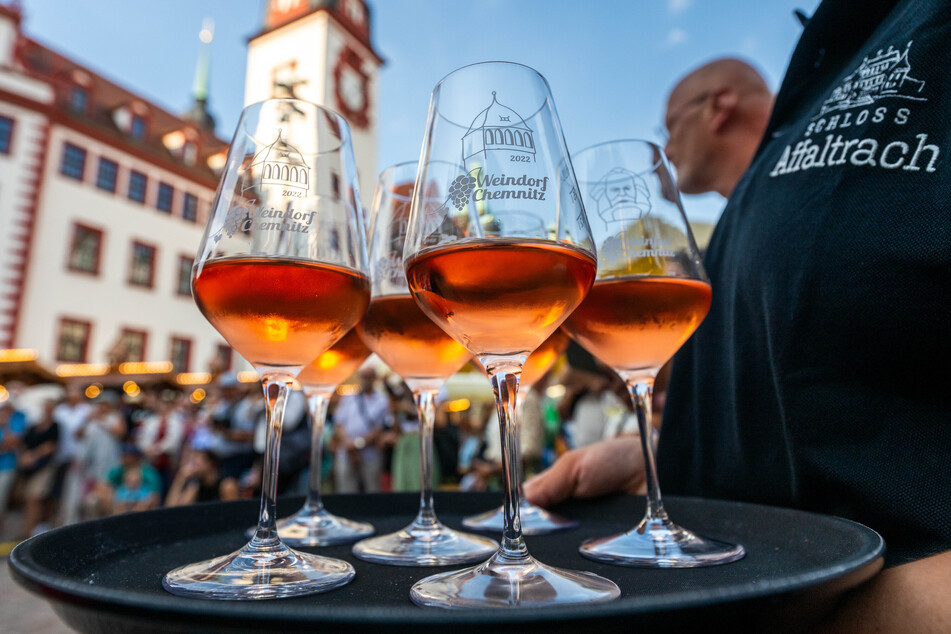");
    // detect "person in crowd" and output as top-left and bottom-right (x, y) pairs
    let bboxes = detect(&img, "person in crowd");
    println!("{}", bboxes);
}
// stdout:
(456, 402), (491, 491)
(0, 402), (26, 531)
(70, 391), (126, 521)
(209, 375), (256, 498)
(166, 449), (235, 506)
(4, 381), (30, 422)
(557, 344), (633, 449)
(17, 399), (60, 537)
(528, 2), (951, 630)
(385, 378), (424, 492)
(262, 388), (308, 496)
(135, 390), (185, 495)
(111, 464), (151, 515)
(92, 444), (161, 517)
(331, 367), (391, 493)
(52, 386), (90, 526)
(433, 397), (460, 486)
